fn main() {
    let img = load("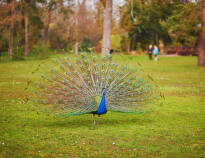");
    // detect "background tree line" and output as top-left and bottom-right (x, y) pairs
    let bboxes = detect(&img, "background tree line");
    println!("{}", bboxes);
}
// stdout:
(0, 0), (204, 65)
